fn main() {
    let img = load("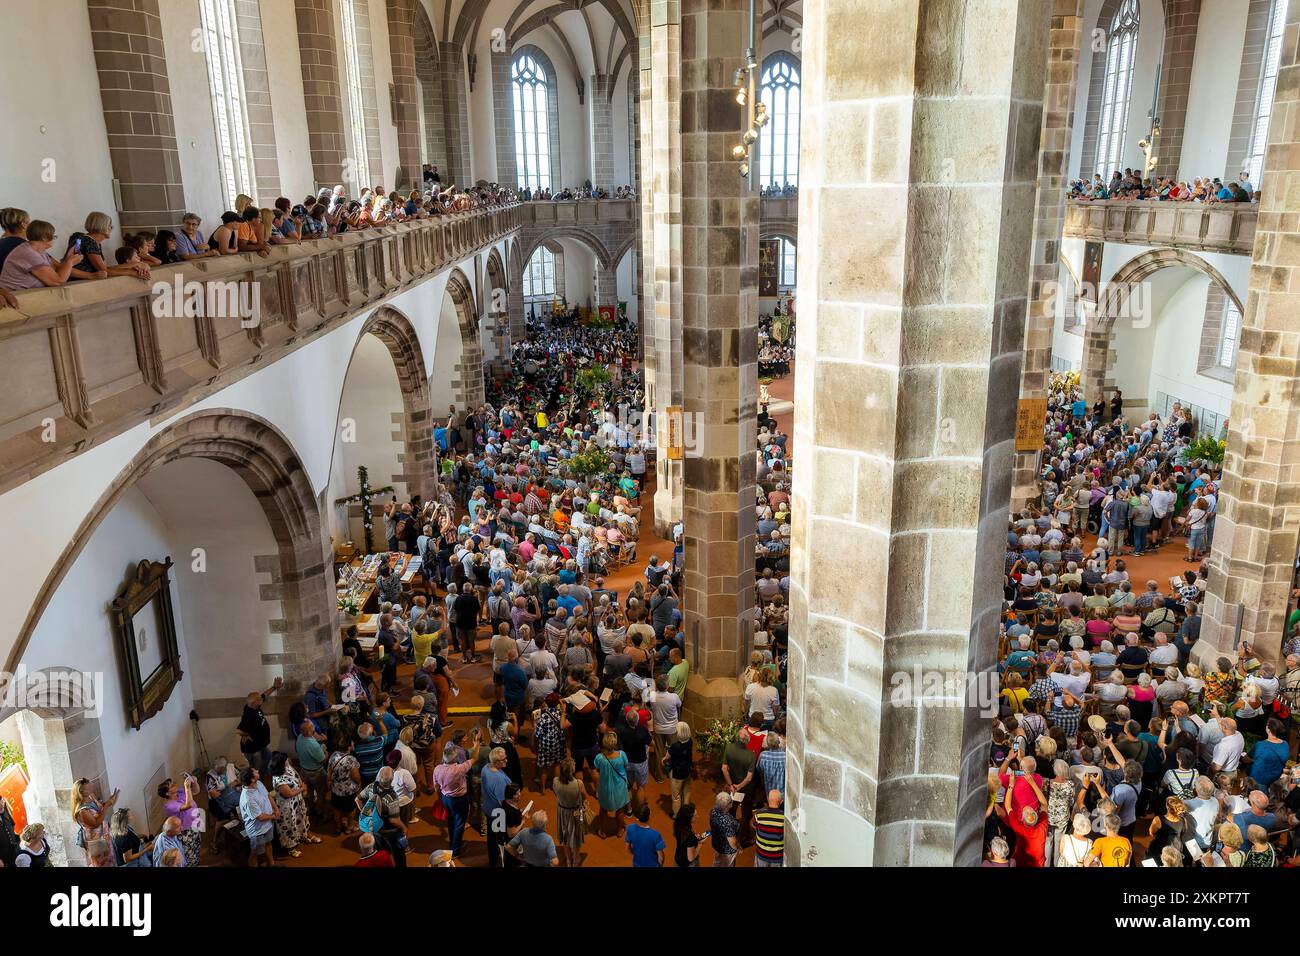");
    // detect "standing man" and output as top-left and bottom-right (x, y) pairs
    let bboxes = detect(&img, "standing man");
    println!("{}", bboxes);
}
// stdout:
(238, 767), (278, 868)
(237, 677), (283, 779)
(624, 803), (666, 867)
(752, 790), (785, 867)
(453, 581), (482, 664)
